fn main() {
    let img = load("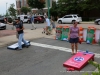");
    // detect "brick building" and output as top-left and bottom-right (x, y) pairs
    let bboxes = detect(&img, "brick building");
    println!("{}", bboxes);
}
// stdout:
(16, 0), (29, 14)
